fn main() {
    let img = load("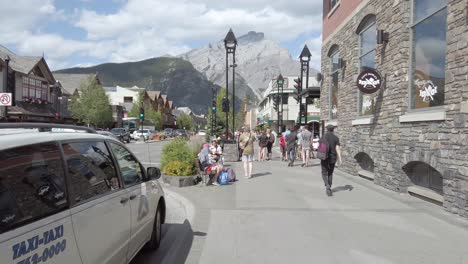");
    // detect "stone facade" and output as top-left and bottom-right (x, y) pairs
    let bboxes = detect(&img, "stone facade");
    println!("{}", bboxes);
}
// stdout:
(320, 0), (468, 218)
